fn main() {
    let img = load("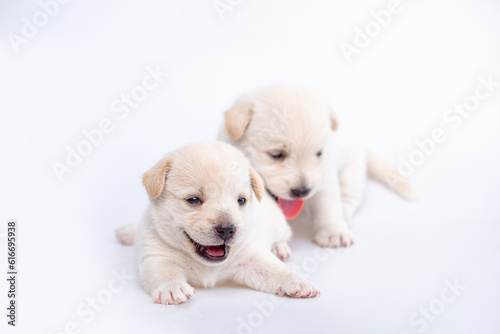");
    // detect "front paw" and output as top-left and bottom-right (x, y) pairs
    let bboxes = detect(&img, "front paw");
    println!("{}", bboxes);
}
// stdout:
(152, 281), (195, 305)
(276, 274), (320, 298)
(272, 242), (292, 261)
(313, 227), (354, 248)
